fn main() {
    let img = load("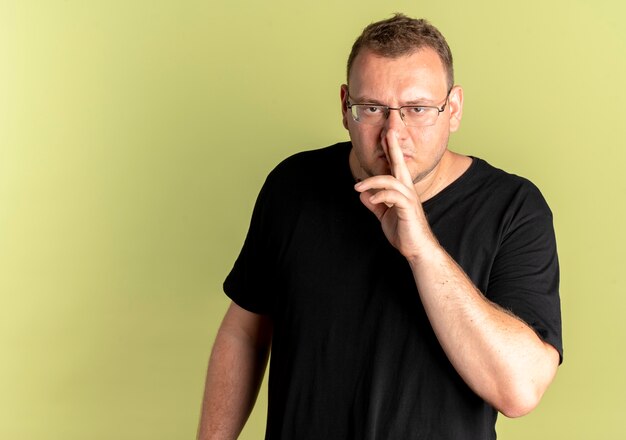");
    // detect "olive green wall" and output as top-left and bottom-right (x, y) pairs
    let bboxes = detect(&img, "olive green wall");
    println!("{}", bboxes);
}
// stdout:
(1, 0), (624, 438)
